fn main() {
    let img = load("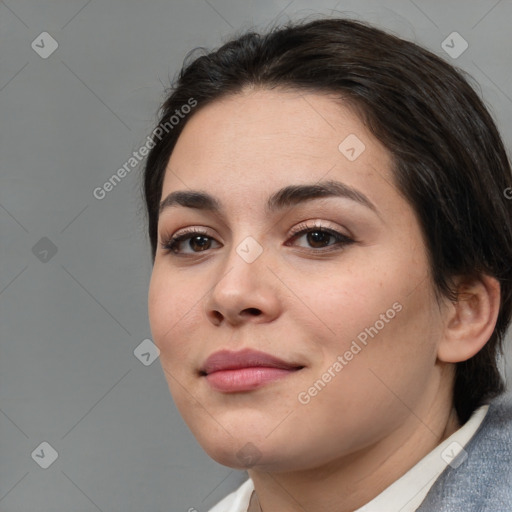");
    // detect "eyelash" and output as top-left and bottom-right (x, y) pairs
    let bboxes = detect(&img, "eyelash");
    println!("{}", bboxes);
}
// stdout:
(159, 222), (355, 256)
